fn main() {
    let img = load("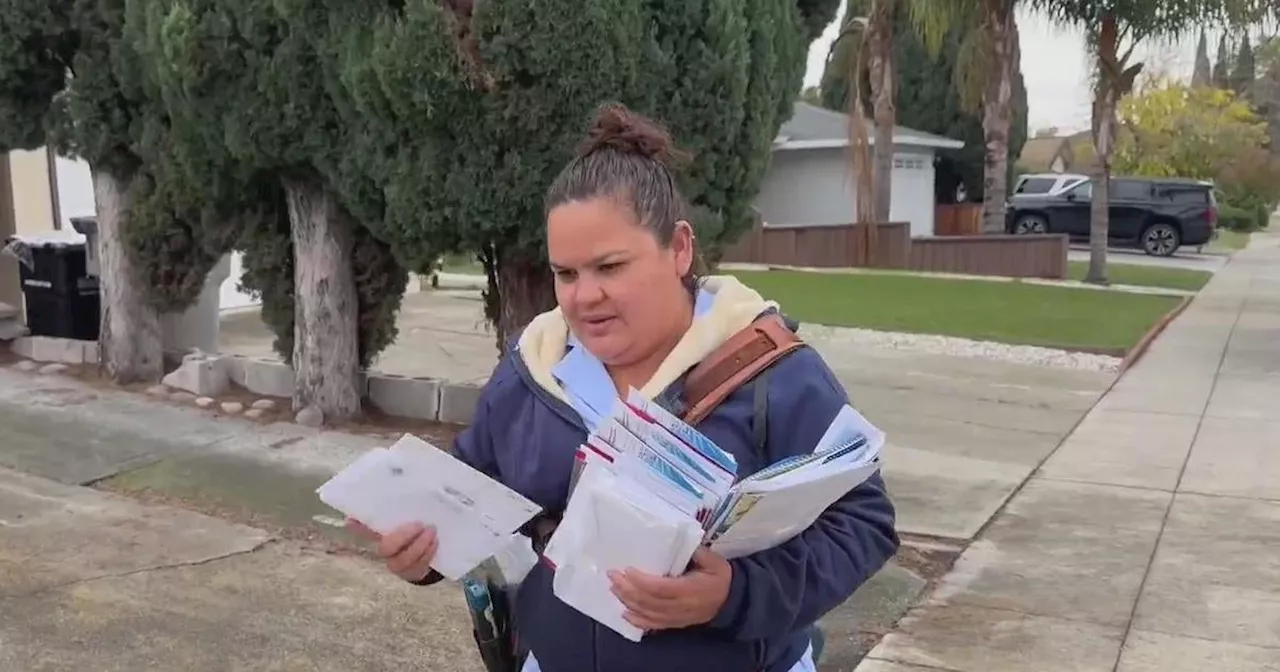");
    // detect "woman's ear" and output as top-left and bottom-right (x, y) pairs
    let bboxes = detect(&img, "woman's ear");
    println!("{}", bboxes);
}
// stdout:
(670, 220), (695, 277)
